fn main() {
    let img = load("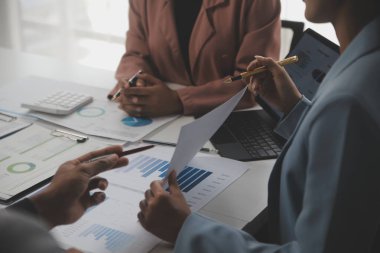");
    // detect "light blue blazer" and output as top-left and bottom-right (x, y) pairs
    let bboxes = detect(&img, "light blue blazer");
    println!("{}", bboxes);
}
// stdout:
(175, 16), (380, 253)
